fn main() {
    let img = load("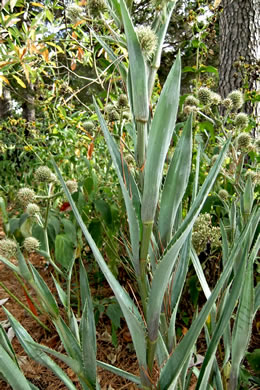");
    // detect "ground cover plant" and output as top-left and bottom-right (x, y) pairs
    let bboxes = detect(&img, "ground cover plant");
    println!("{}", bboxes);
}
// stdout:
(0, 0), (259, 389)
